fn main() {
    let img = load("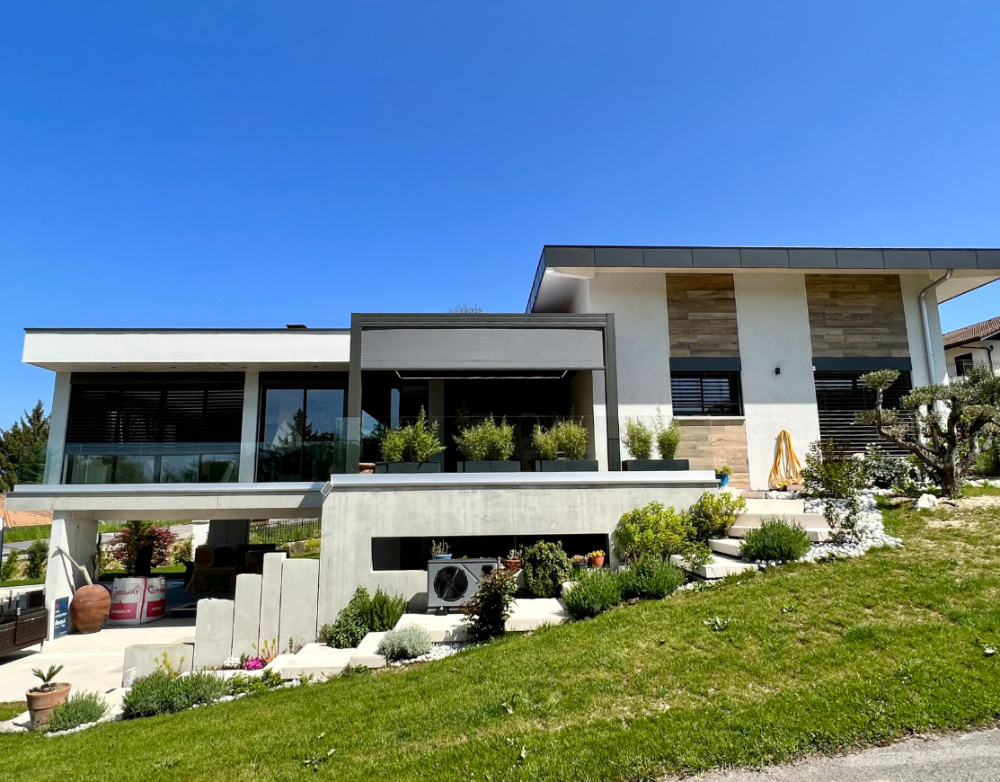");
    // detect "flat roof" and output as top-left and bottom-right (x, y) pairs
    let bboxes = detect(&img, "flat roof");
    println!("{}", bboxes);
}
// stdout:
(528, 244), (1000, 311)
